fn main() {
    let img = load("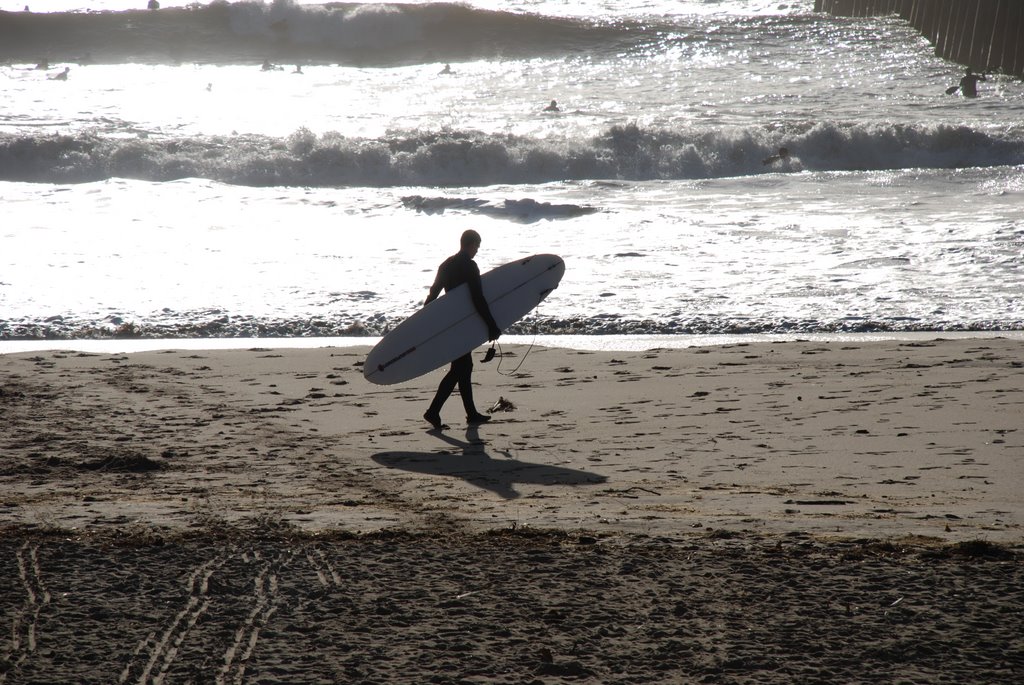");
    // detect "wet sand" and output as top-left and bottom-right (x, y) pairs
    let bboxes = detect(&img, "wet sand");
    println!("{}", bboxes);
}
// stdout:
(1, 337), (1022, 682)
